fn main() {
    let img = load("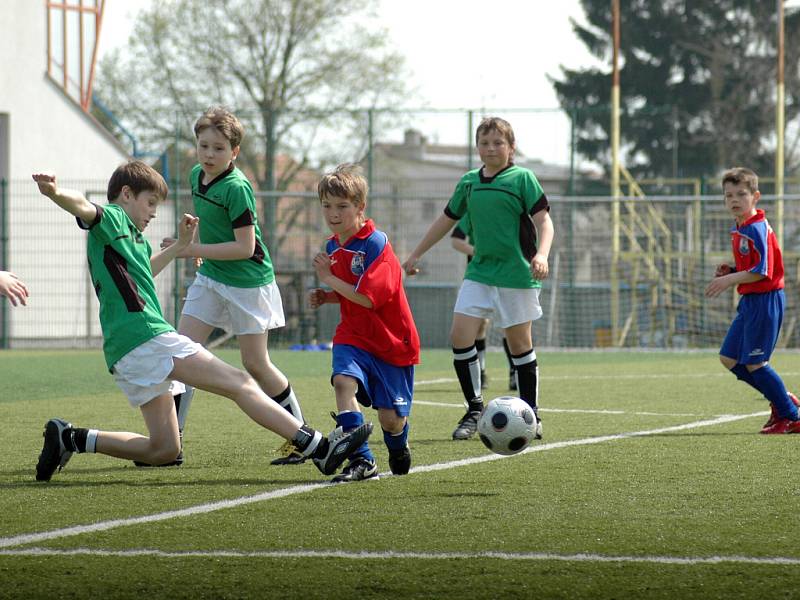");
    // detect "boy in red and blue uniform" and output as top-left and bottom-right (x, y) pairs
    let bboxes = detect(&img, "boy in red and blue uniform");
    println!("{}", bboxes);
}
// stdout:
(309, 164), (420, 482)
(705, 167), (800, 433)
